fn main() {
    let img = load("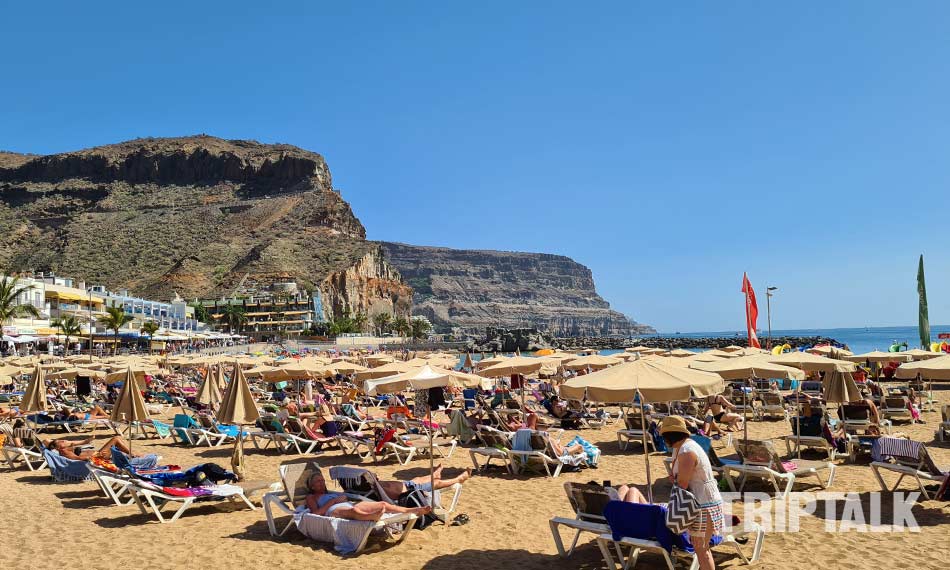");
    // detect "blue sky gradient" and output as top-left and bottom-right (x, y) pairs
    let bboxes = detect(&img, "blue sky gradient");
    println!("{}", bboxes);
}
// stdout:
(2, 2), (949, 331)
